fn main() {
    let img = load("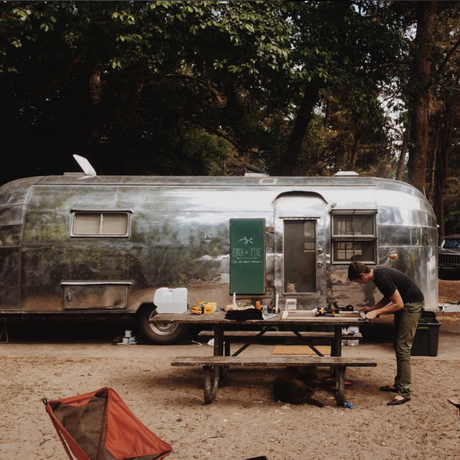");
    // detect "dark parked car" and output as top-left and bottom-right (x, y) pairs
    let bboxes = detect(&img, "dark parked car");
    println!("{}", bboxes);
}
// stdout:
(439, 234), (460, 279)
